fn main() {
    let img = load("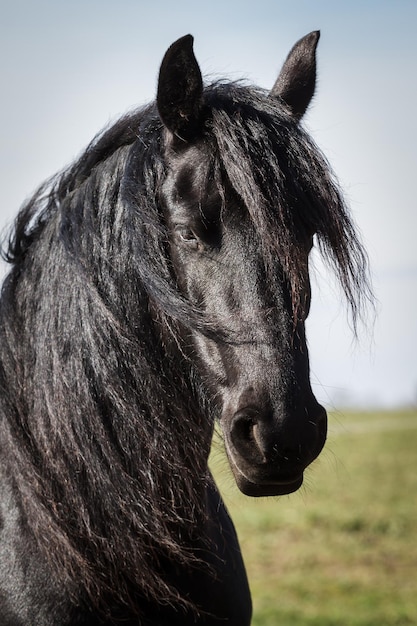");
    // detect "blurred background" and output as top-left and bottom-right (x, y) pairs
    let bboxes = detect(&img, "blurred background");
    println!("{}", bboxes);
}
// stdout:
(1, 0), (416, 410)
